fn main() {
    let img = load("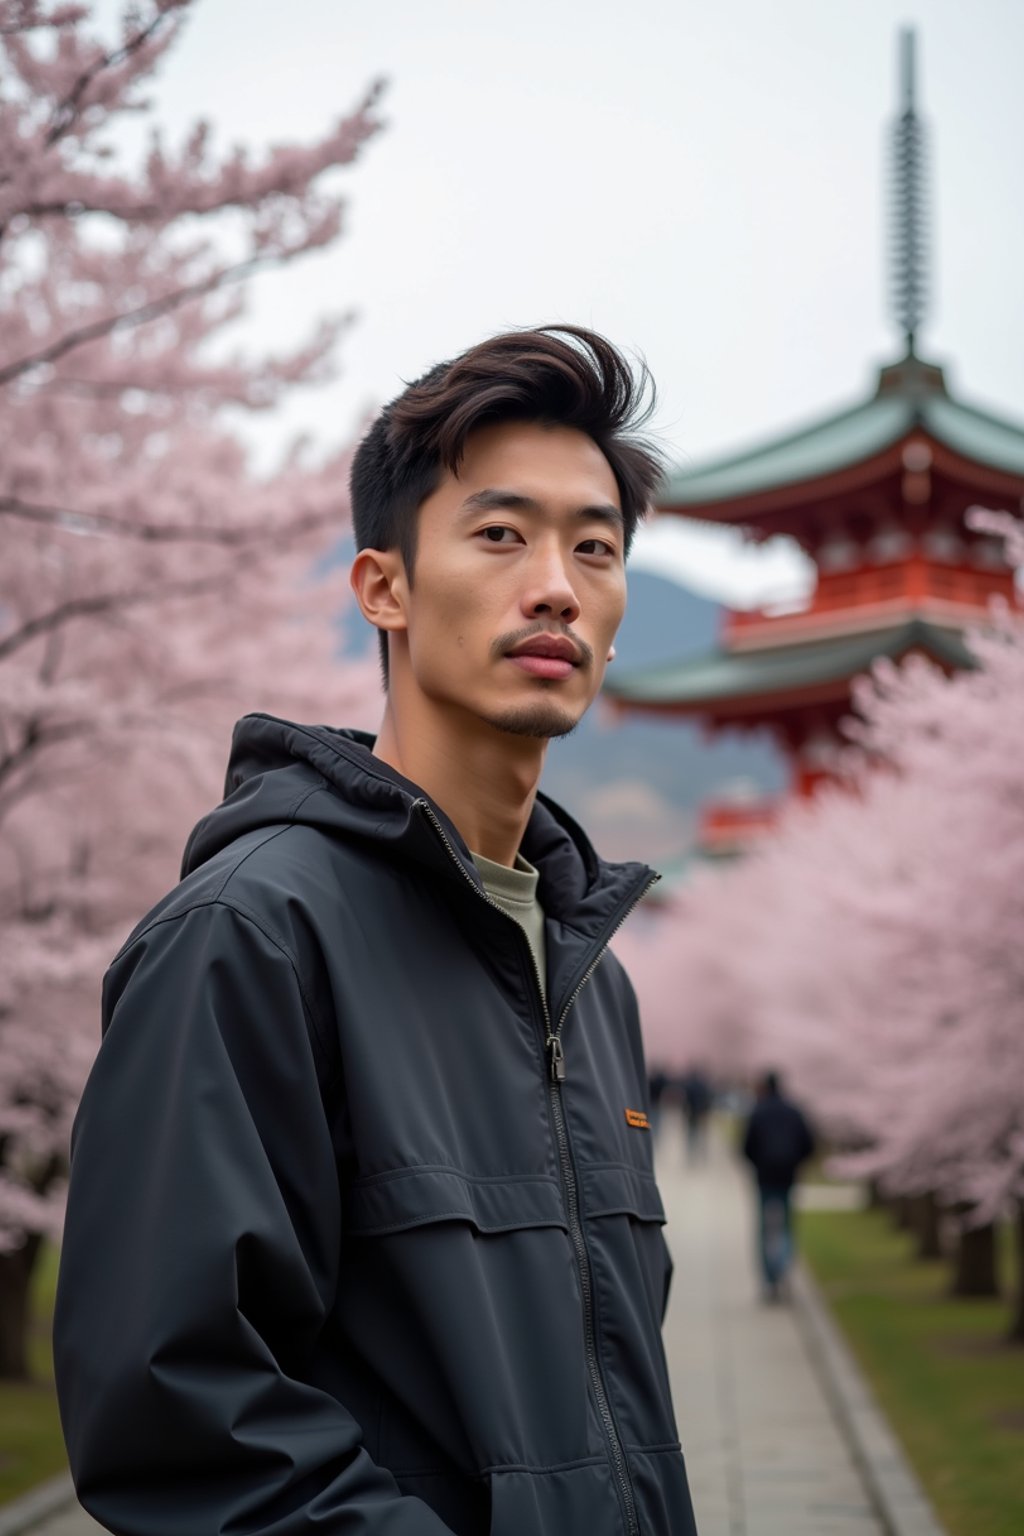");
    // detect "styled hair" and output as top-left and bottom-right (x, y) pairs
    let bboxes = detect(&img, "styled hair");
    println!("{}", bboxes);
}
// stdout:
(350, 324), (664, 680)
